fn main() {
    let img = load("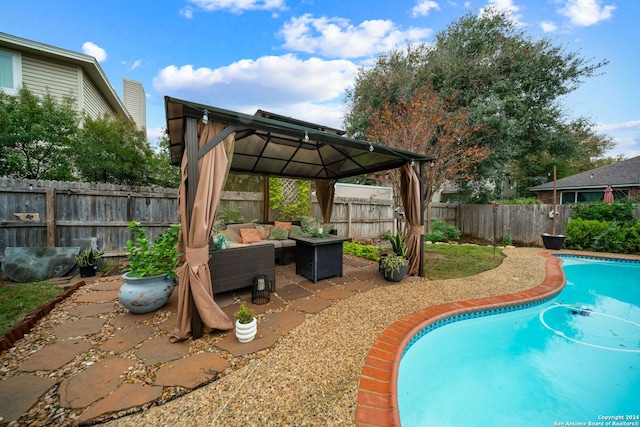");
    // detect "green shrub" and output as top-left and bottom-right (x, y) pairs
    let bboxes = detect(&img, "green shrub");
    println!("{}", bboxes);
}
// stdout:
(425, 231), (446, 242)
(429, 220), (461, 241)
(498, 198), (542, 205)
(571, 201), (635, 224)
(564, 219), (610, 251)
(626, 222), (640, 254)
(592, 222), (627, 253)
(500, 229), (513, 246)
(343, 242), (380, 261)
(565, 219), (640, 254)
